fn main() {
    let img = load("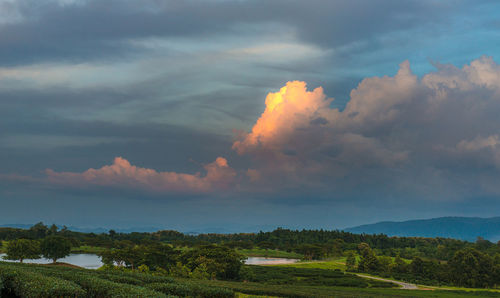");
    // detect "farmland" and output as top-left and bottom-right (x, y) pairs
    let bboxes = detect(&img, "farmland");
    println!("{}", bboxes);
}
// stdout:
(1, 261), (499, 298)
